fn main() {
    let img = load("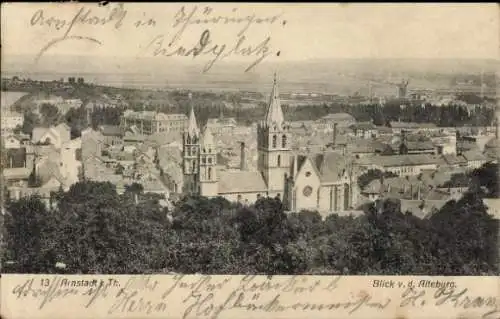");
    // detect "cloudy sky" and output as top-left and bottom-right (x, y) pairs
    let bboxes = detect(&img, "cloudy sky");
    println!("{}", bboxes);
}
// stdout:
(1, 3), (498, 63)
